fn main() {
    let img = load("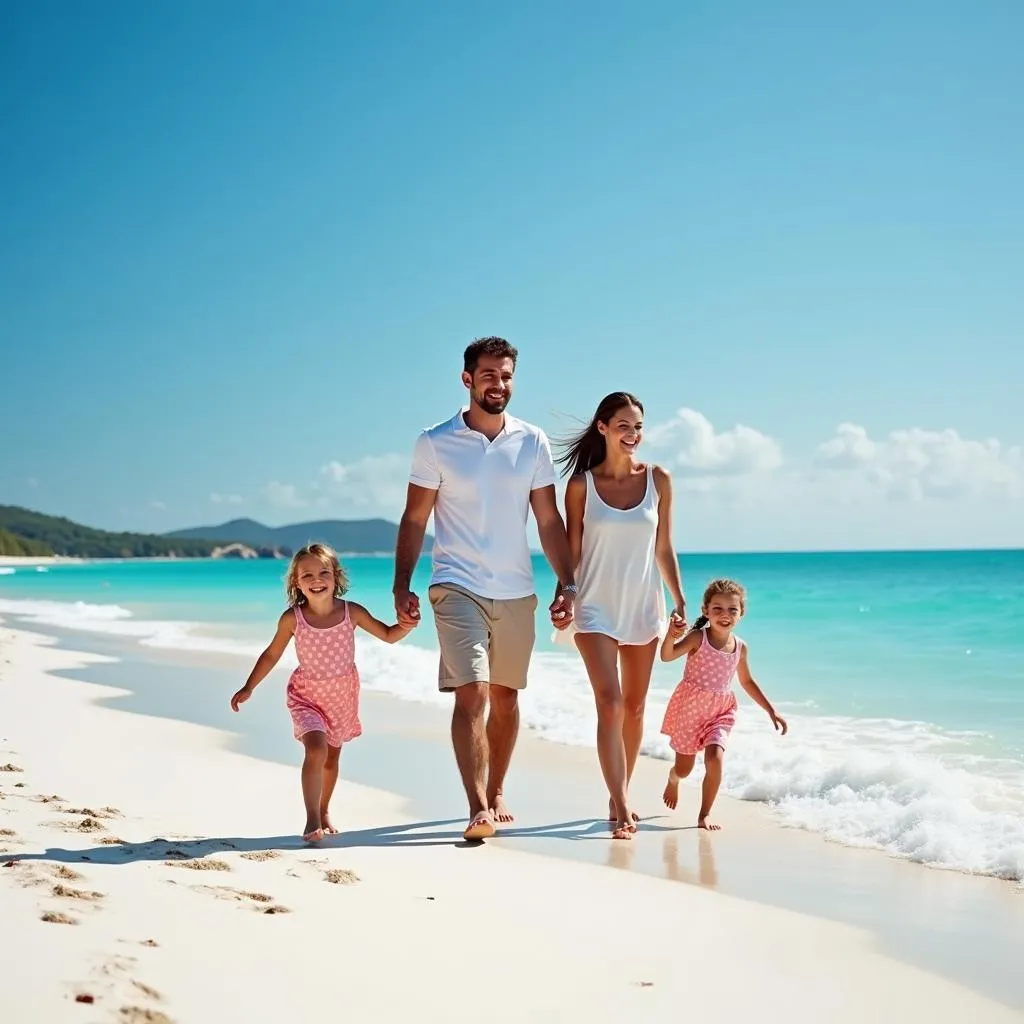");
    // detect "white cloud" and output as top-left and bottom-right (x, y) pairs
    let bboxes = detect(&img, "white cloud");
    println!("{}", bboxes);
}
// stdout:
(210, 492), (244, 505)
(262, 454), (410, 518)
(816, 424), (1023, 501)
(251, 415), (1021, 550)
(645, 408), (783, 476)
(263, 481), (308, 509)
